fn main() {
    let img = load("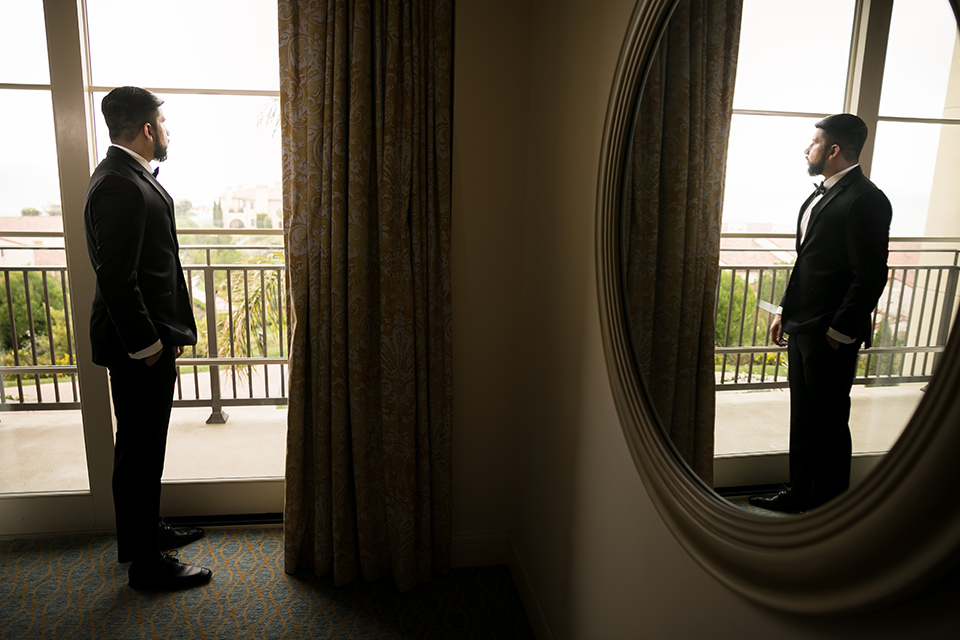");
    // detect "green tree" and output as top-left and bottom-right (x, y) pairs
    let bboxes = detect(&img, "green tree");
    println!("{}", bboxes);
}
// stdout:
(715, 268), (793, 377)
(715, 271), (758, 347)
(0, 271), (68, 352)
(20, 207), (41, 217)
(756, 269), (789, 311)
(175, 199), (194, 223)
(213, 200), (224, 228)
(753, 267), (790, 343)
(216, 250), (284, 359)
(861, 314), (907, 379)
(180, 232), (242, 270)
